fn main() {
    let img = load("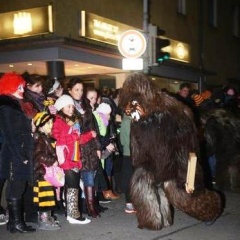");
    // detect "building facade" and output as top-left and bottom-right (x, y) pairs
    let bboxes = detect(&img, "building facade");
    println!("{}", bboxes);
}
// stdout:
(0, 0), (239, 92)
